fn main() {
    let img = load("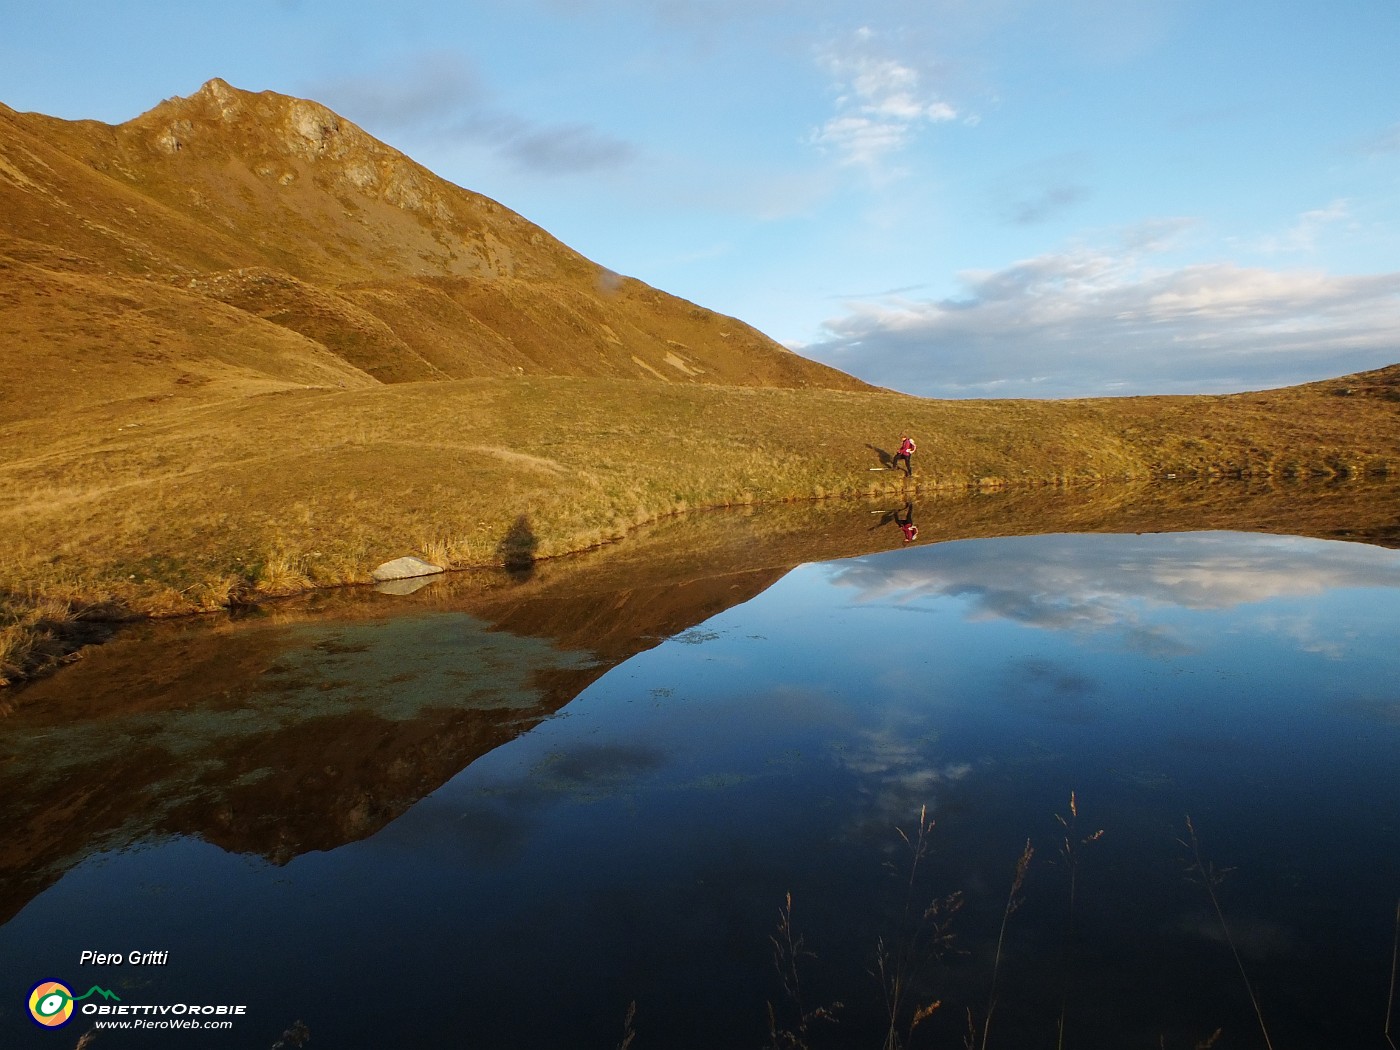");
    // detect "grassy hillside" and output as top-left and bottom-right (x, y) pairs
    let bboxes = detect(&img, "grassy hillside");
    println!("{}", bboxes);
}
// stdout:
(3, 363), (1397, 607)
